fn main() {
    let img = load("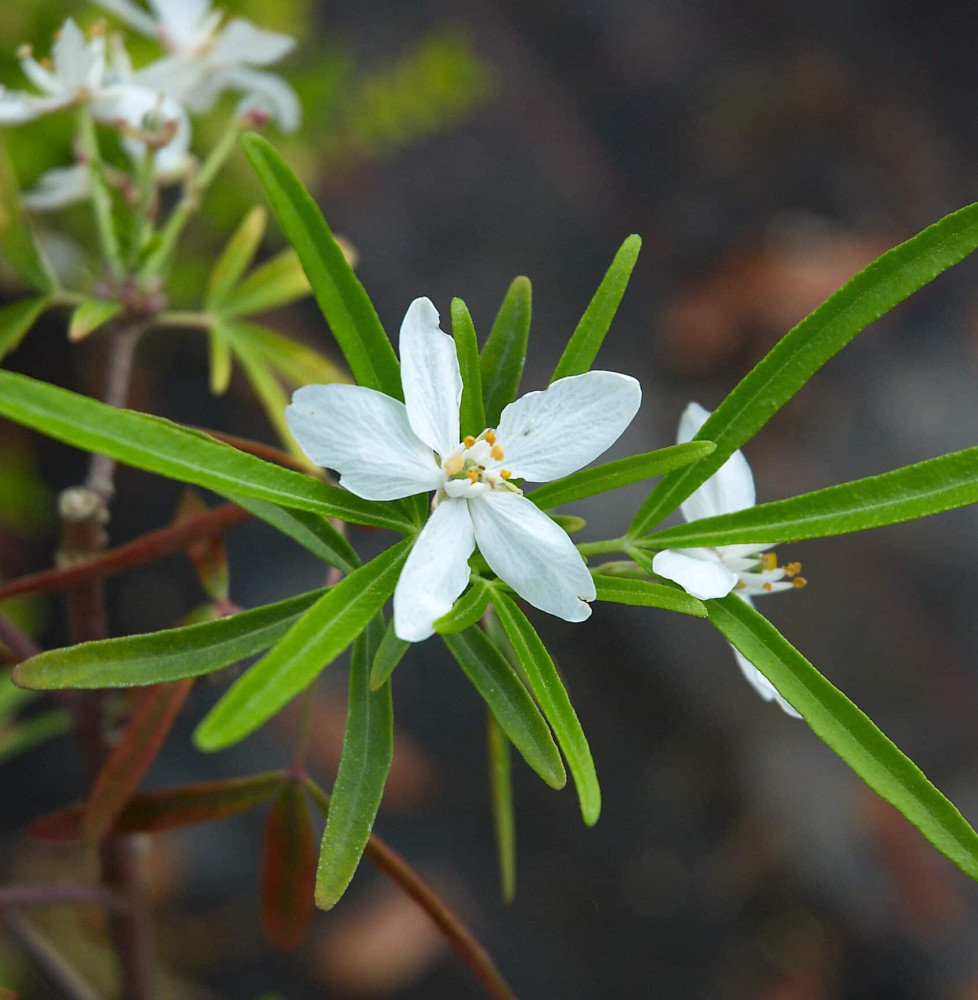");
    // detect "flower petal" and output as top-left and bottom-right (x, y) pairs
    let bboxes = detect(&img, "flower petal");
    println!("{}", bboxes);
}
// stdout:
(226, 67), (301, 131)
(22, 164), (91, 211)
(651, 549), (737, 600)
(212, 19), (296, 66)
(52, 19), (100, 92)
(729, 596), (800, 717)
(285, 383), (443, 501)
(470, 491), (595, 622)
(676, 401), (755, 522)
(94, 0), (159, 37)
(393, 498), (474, 642)
(399, 297), (462, 458)
(495, 371), (641, 482)
(0, 90), (41, 125)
